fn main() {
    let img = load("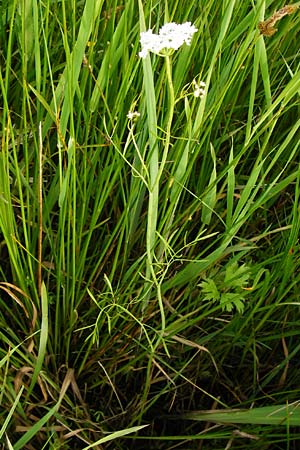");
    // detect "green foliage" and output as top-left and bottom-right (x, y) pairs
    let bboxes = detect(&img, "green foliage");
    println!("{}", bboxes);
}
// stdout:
(185, 402), (300, 426)
(199, 262), (251, 313)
